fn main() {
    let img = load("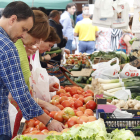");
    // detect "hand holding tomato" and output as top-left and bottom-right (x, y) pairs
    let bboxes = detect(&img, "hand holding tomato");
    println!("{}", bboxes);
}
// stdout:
(49, 83), (59, 92)
(47, 119), (65, 132)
